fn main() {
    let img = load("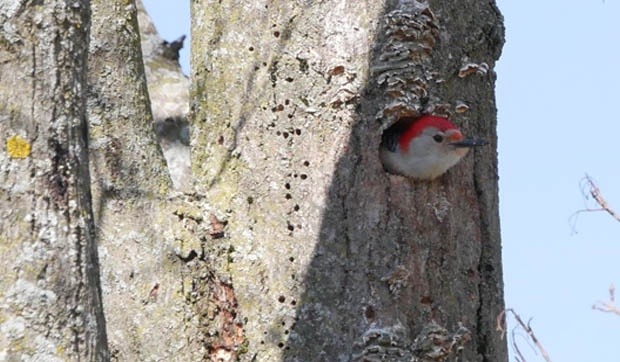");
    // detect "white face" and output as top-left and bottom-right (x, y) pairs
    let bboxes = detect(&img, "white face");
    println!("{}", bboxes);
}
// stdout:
(413, 127), (469, 157)
(402, 127), (469, 179)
